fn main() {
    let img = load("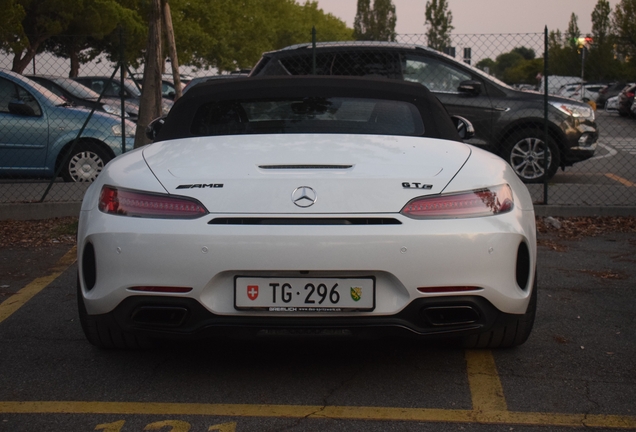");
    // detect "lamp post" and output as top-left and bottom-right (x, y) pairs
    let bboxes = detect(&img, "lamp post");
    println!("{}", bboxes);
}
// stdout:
(577, 37), (593, 101)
